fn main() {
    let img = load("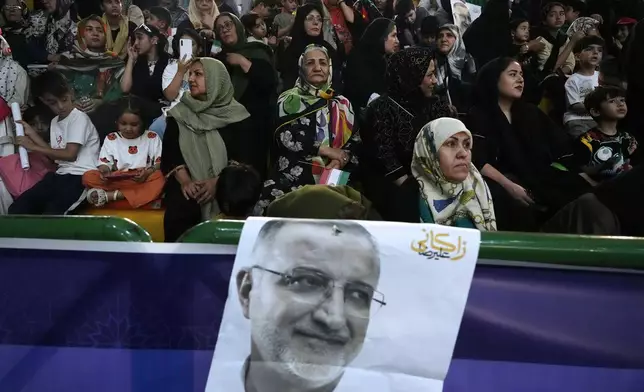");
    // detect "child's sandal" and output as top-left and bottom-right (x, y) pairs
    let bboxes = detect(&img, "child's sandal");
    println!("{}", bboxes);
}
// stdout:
(87, 188), (109, 207)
